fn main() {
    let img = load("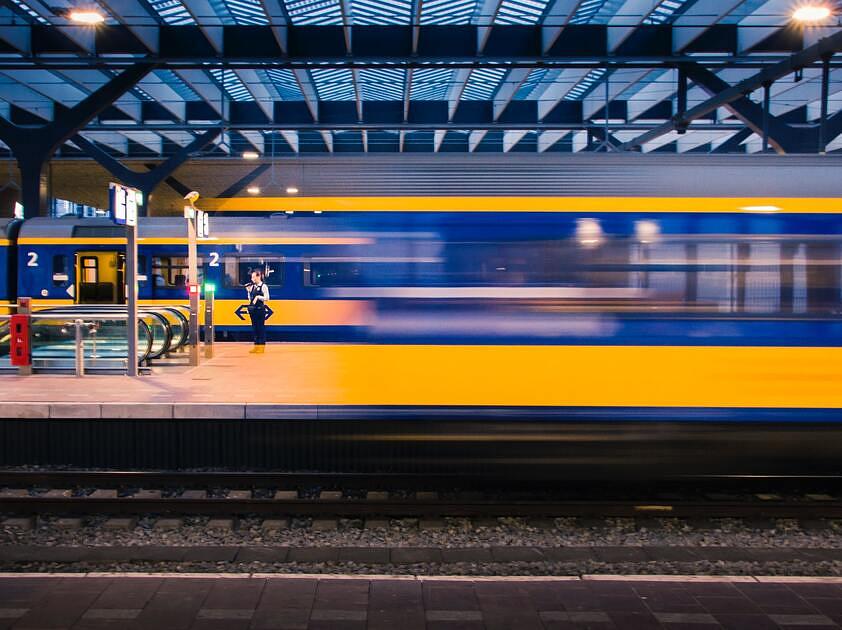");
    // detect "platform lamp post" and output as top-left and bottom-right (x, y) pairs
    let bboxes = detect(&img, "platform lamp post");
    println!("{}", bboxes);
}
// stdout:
(184, 191), (202, 368)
